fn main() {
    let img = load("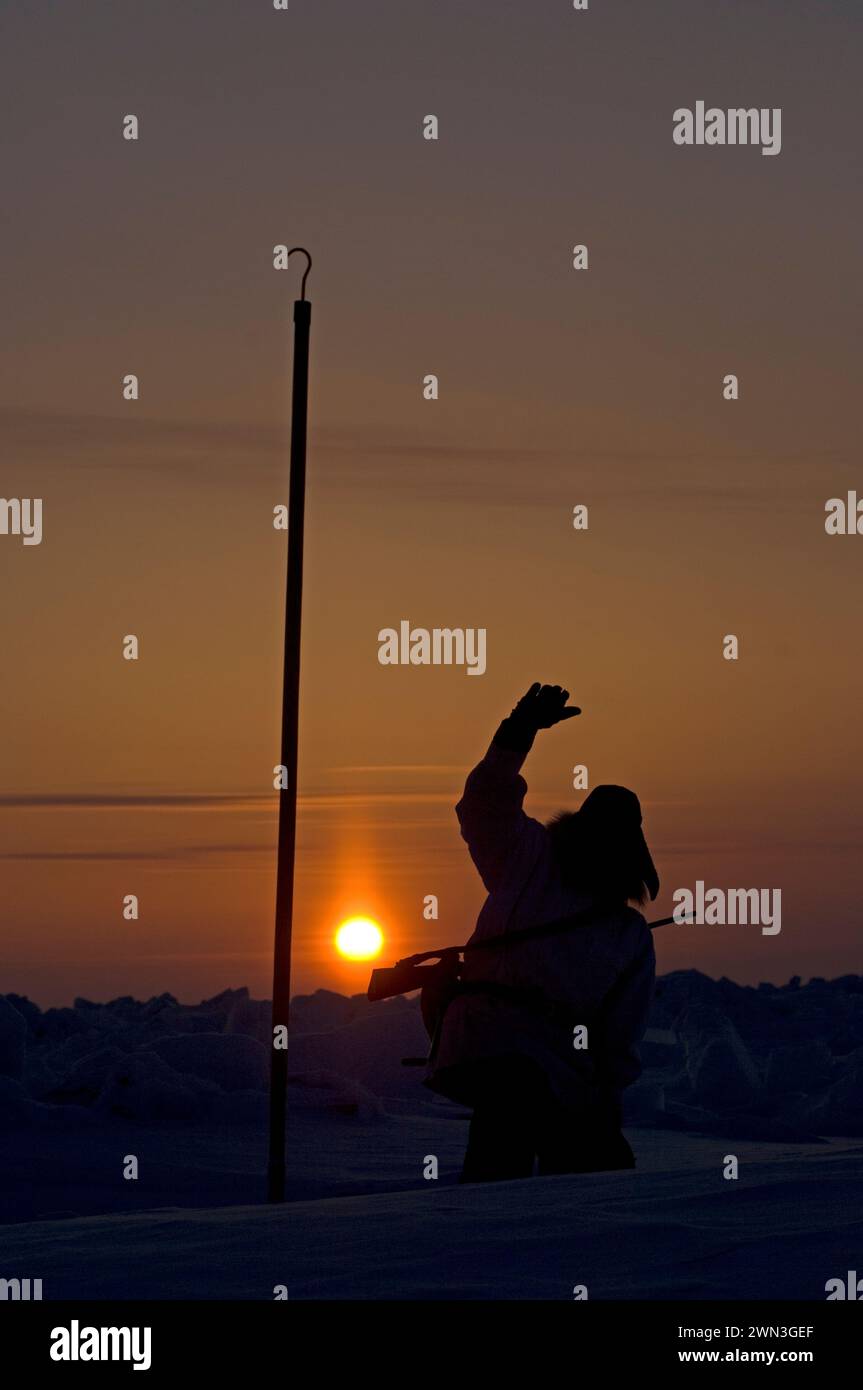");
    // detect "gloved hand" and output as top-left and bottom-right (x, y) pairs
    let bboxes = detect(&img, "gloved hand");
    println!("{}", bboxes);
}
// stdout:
(493, 682), (581, 752)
